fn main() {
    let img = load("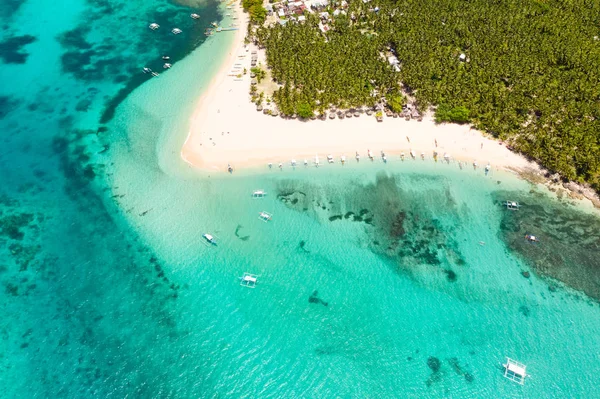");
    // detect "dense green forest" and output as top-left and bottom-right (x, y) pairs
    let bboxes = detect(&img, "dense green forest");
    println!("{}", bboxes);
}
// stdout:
(251, 0), (600, 191)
